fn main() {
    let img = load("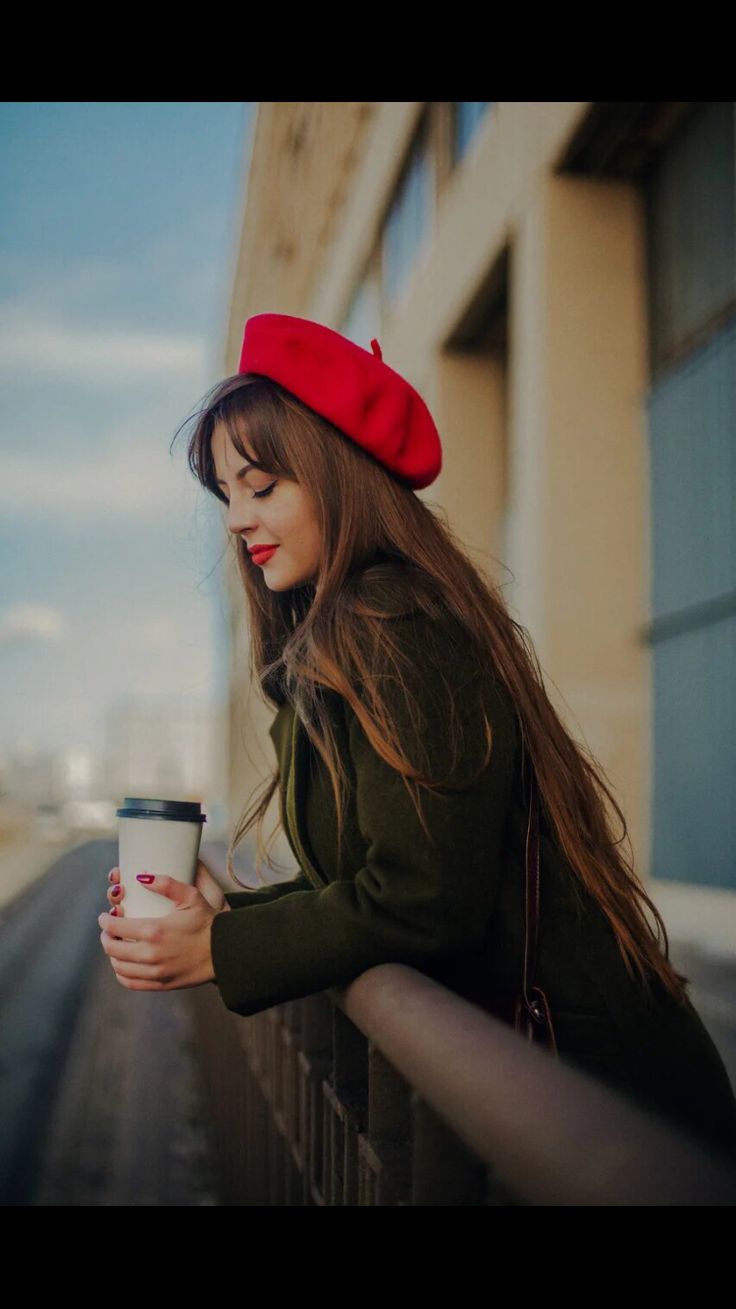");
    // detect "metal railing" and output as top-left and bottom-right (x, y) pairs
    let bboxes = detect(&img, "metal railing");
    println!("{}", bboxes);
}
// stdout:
(186, 954), (736, 1206)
